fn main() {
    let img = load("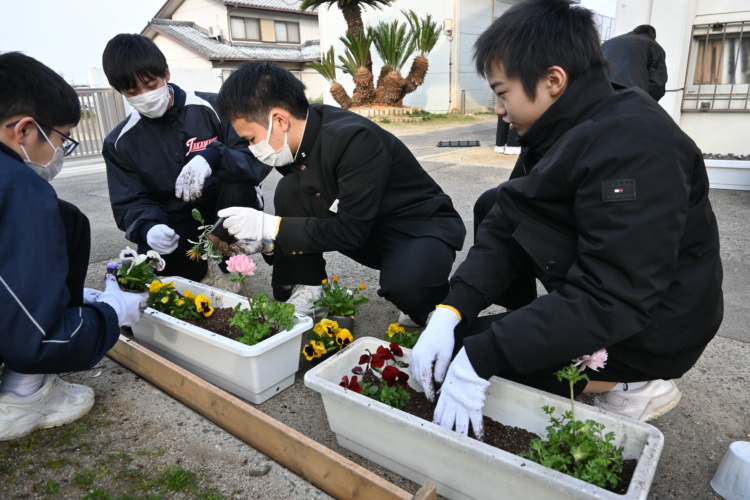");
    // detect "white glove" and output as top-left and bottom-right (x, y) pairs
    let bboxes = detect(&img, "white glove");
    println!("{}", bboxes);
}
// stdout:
(218, 207), (280, 243)
(96, 275), (149, 327)
(146, 224), (179, 254)
(83, 288), (102, 304)
(229, 240), (274, 256)
(410, 307), (460, 401)
(433, 348), (490, 439)
(175, 155), (212, 202)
